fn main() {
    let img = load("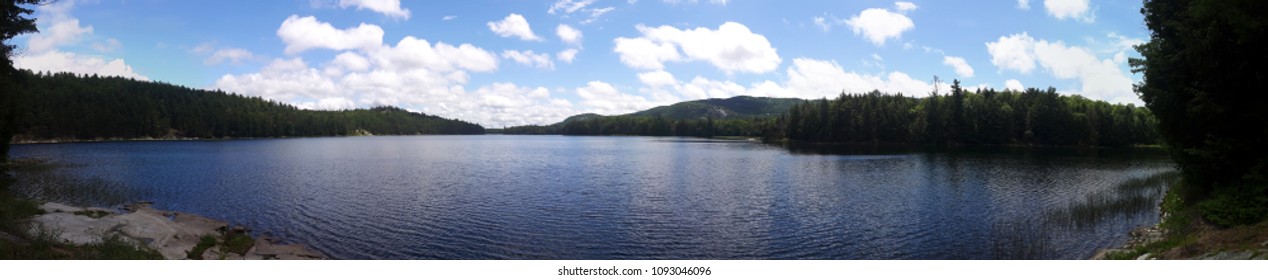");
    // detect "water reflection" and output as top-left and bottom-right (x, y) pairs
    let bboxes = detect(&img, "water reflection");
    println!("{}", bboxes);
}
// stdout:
(10, 136), (1174, 259)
